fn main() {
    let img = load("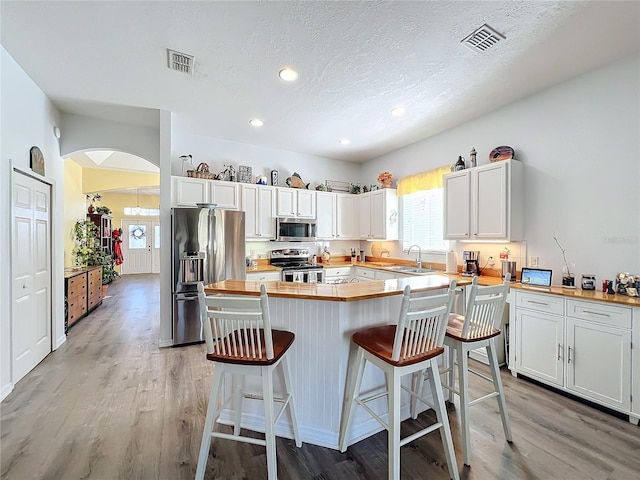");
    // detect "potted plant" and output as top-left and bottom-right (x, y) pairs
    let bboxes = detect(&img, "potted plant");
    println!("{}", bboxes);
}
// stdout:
(100, 254), (119, 296)
(553, 232), (575, 288)
(86, 193), (102, 214)
(72, 219), (119, 296)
